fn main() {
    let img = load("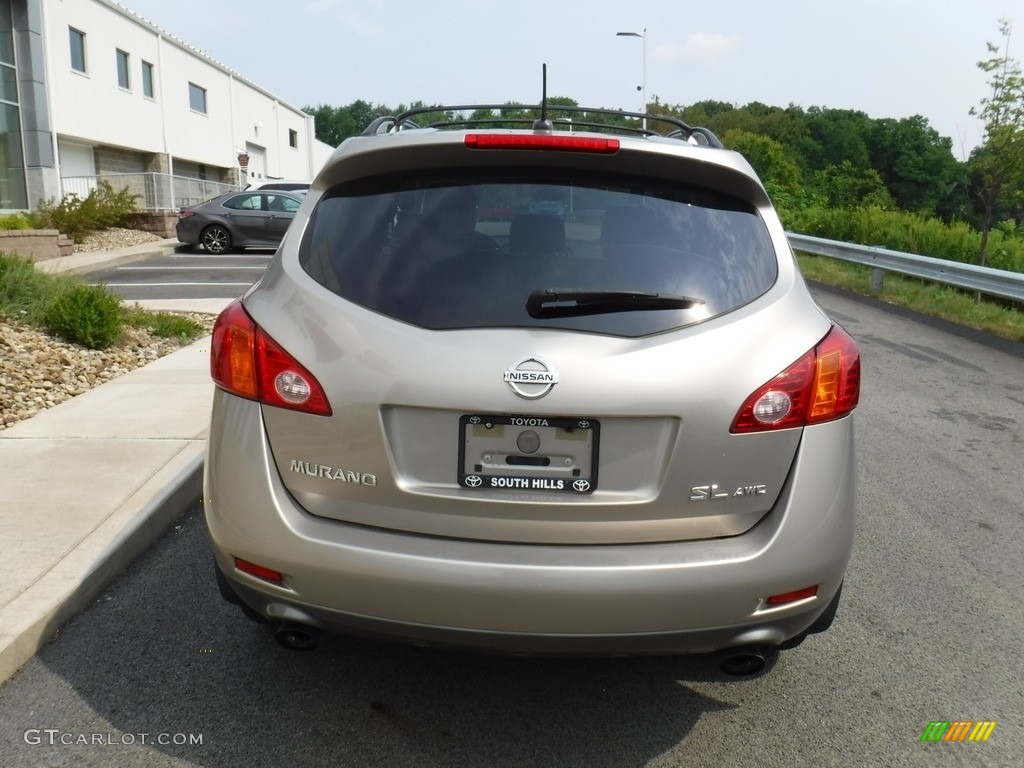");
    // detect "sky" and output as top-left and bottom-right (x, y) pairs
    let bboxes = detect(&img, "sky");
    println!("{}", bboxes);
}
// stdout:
(116, 0), (1017, 159)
